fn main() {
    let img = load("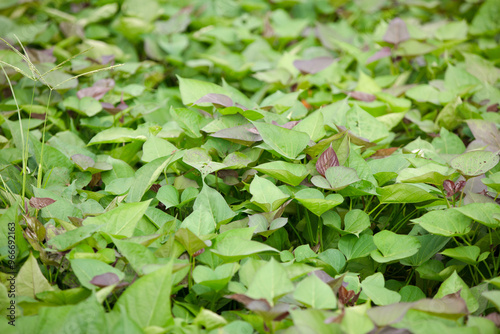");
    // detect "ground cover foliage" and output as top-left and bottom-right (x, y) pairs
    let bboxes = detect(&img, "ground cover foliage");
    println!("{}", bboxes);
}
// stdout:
(1, 0), (500, 332)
